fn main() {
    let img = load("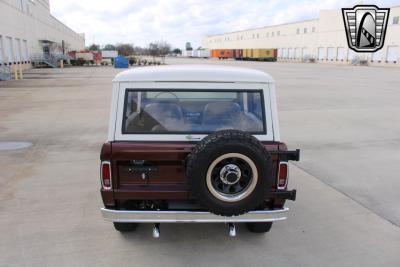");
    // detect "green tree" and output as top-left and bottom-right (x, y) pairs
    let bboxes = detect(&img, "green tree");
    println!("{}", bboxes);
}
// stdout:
(172, 48), (182, 55)
(185, 42), (193, 51)
(103, 44), (116, 51)
(88, 44), (100, 51)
